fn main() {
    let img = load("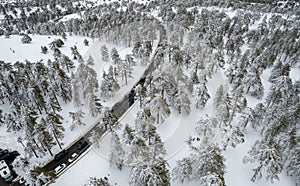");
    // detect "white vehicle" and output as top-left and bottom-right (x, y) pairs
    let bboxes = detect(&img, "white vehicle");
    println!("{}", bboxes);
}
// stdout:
(68, 153), (78, 163)
(0, 160), (13, 182)
(54, 163), (66, 174)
